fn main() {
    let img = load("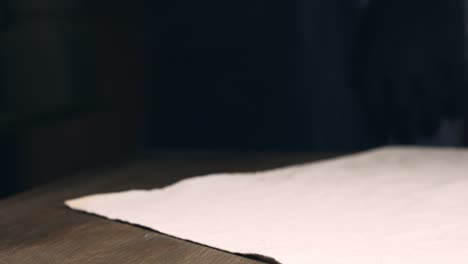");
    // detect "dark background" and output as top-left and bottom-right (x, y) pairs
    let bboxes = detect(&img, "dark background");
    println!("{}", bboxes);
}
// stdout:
(1, 0), (467, 198)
